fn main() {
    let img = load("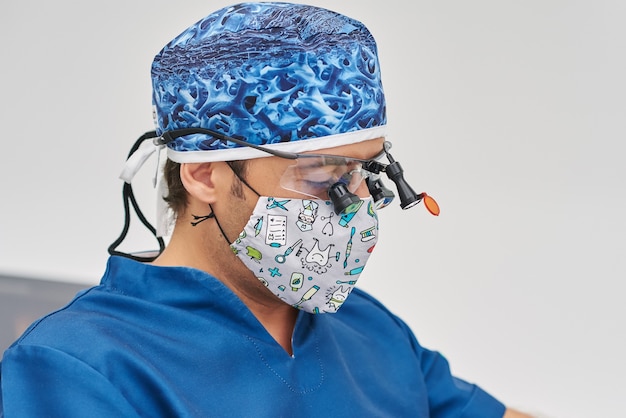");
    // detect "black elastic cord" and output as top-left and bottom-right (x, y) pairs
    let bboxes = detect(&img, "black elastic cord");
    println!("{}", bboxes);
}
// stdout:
(201, 165), (259, 246)
(206, 203), (234, 244)
(107, 131), (165, 262)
